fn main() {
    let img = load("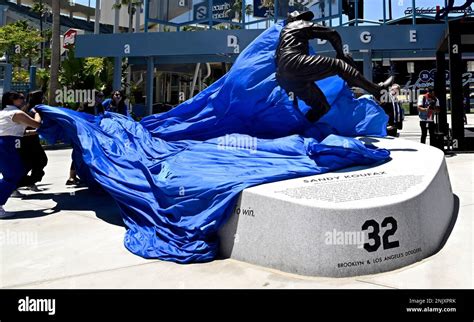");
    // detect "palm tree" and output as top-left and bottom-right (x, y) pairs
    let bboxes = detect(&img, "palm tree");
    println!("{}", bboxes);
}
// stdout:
(260, 0), (274, 9)
(260, 0), (274, 15)
(258, 0), (274, 28)
(113, 0), (143, 33)
(223, 0), (252, 29)
(259, 0), (306, 18)
(48, 0), (60, 105)
(225, 0), (253, 23)
(31, 0), (50, 68)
